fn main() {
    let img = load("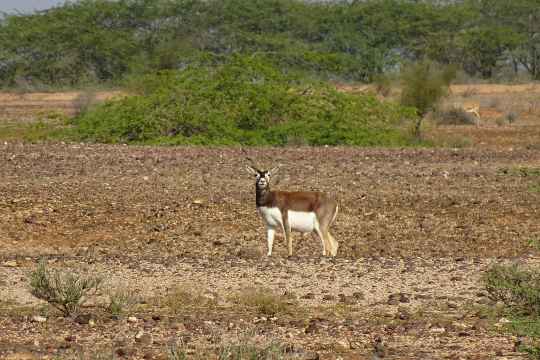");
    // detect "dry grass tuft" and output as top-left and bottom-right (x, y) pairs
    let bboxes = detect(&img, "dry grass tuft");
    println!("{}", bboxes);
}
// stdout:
(161, 285), (217, 315)
(232, 288), (296, 317)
